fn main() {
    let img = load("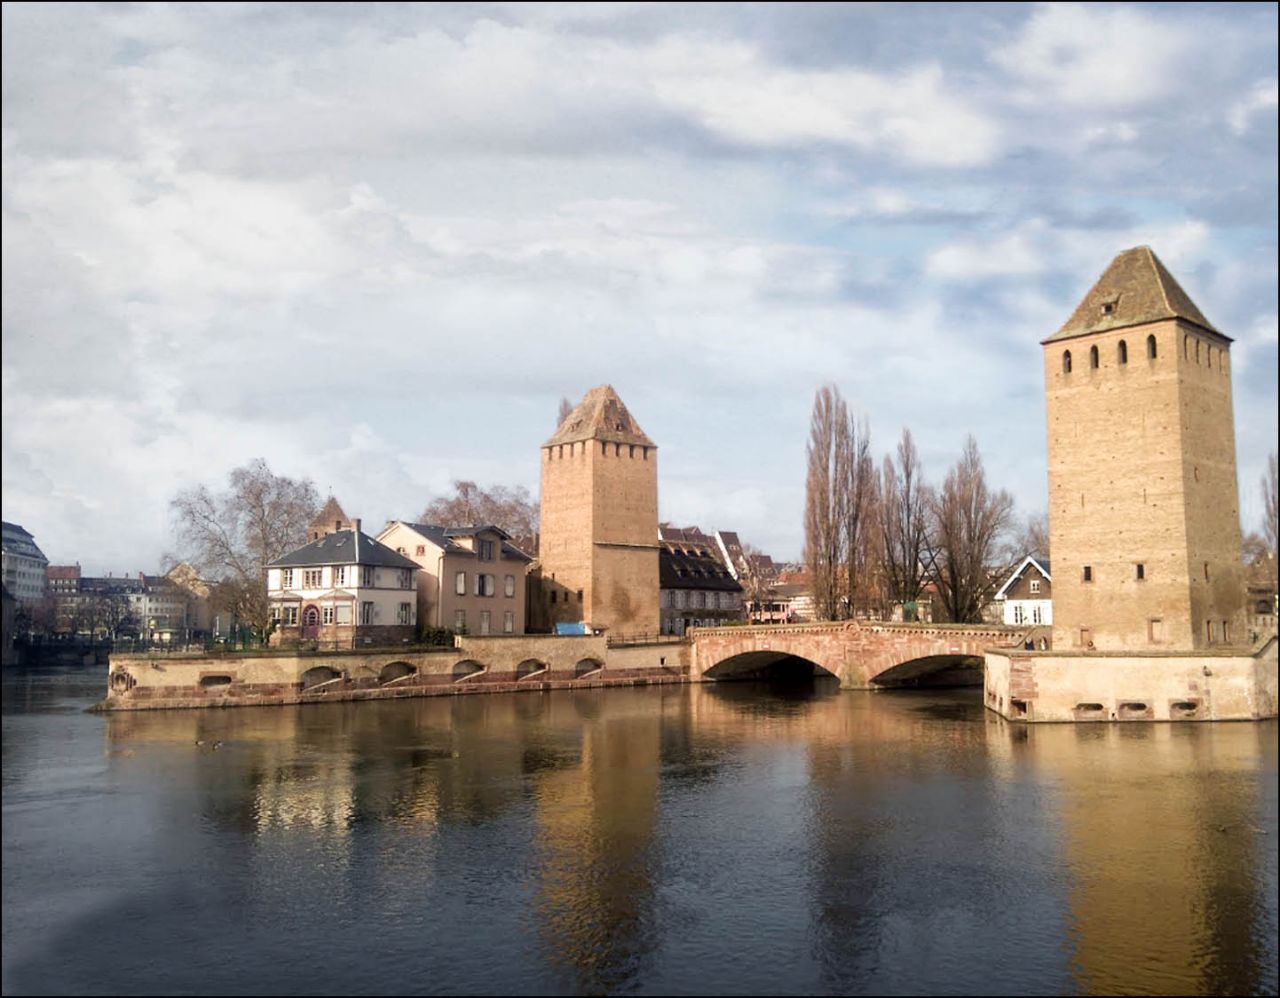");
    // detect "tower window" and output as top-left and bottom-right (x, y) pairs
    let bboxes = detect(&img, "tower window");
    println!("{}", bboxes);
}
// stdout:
(1203, 562), (1210, 581)
(1089, 345), (1099, 369)
(1118, 340), (1128, 365)
(1082, 565), (1093, 582)
(1195, 340), (1201, 364)
(1147, 334), (1157, 359)
(1102, 302), (1115, 315)
(1184, 335), (1190, 360)
(1063, 350), (1072, 374)
(1135, 563), (1145, 580)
